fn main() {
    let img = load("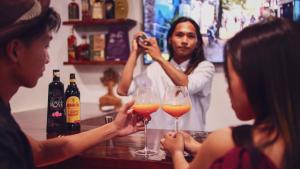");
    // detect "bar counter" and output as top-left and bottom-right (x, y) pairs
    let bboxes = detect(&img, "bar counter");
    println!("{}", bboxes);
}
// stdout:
(13, 103), (206, 169)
